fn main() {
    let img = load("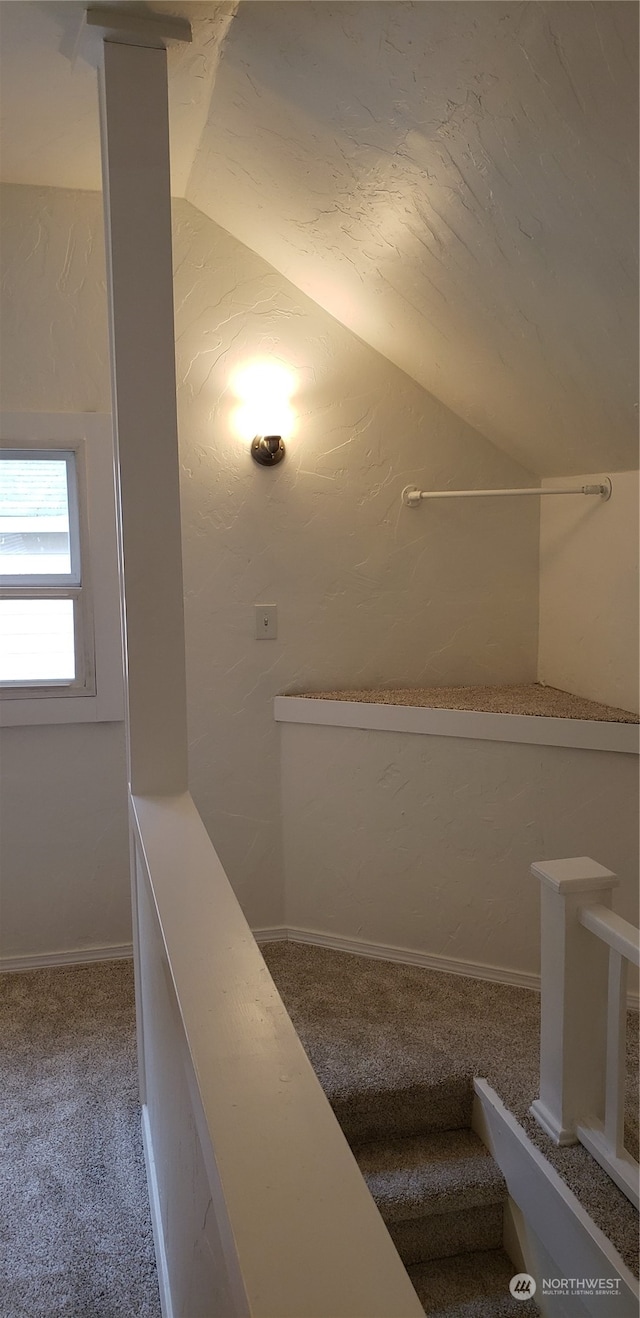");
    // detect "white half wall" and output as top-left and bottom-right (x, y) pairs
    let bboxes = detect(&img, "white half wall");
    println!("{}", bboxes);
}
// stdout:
(0, 183), (131, 960)
(280, 722), (639, 980)
(538, 471), (639, 715)
(136, 857), (240, 1318)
